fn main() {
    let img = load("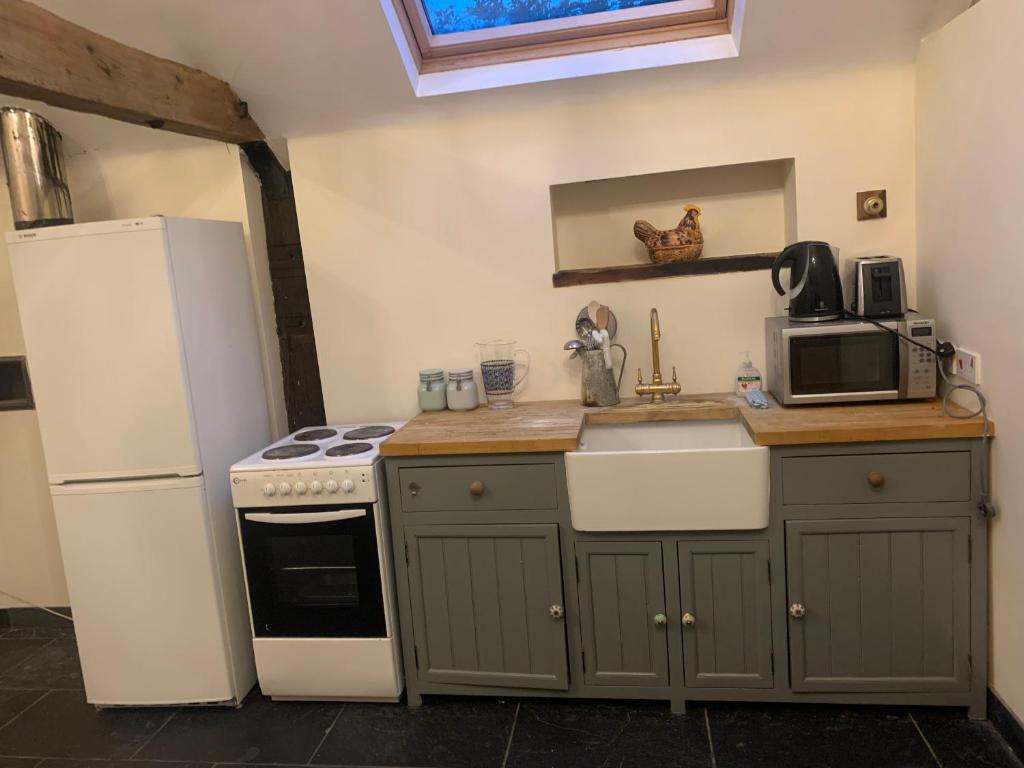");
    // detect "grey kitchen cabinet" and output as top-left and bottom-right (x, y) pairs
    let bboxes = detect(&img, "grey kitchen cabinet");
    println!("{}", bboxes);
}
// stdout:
(678, 540), (773, 688)
(404, 522), (569, 690)
(575, 541), (669, 687)
(785, 517), (971, 693)
(387, 439), (989, 717)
